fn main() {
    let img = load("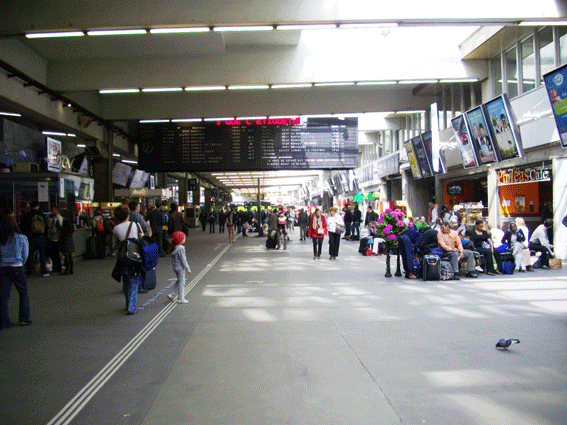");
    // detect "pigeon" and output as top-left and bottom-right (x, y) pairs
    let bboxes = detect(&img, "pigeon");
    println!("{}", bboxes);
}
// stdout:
(495, 338), (520, 350)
